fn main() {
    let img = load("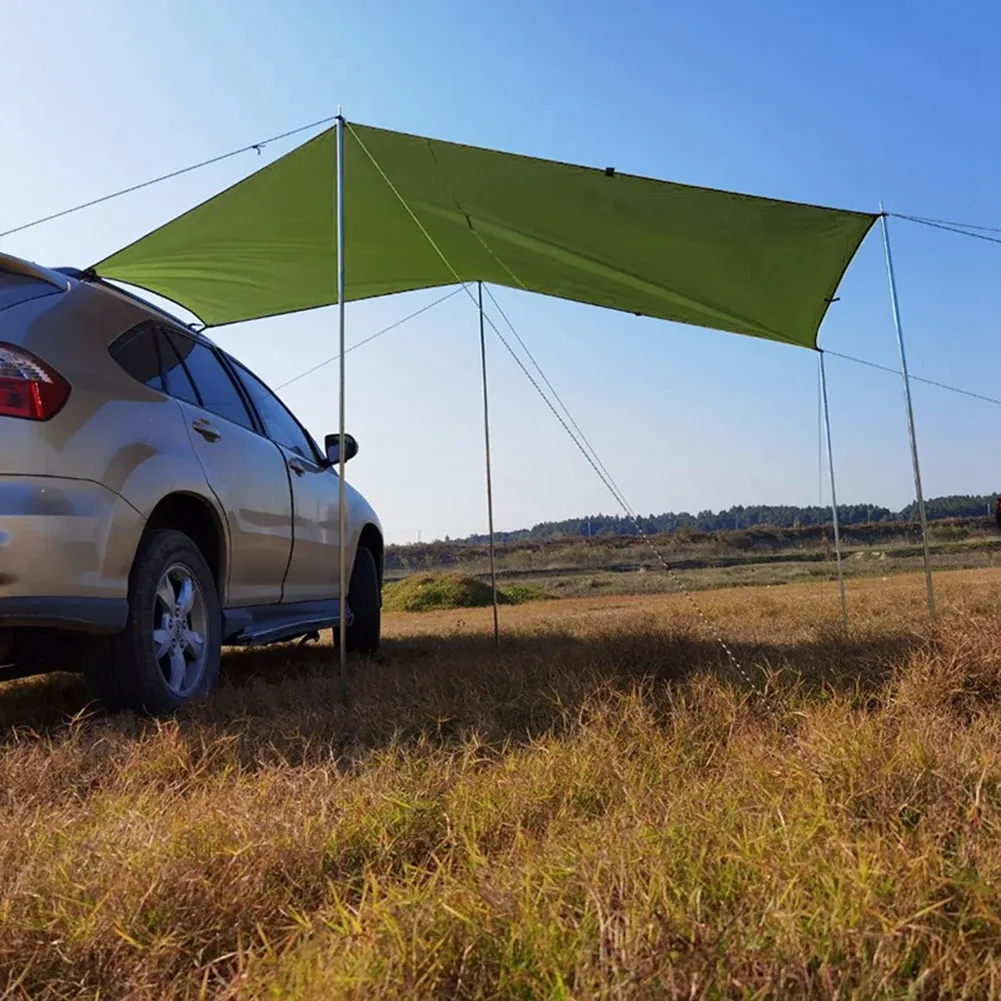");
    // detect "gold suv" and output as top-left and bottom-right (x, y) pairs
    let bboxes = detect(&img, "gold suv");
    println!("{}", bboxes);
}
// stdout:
(0, 254), (383, 714)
